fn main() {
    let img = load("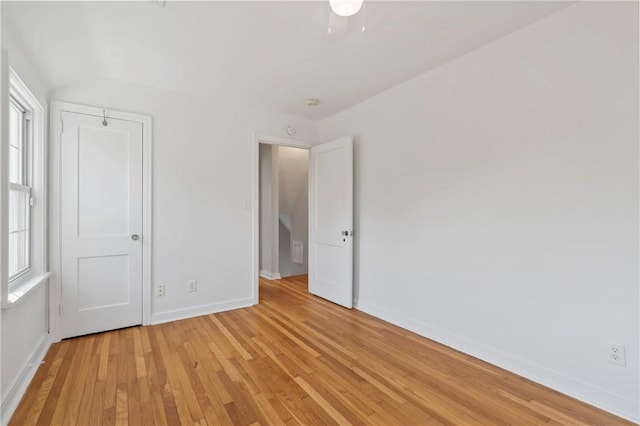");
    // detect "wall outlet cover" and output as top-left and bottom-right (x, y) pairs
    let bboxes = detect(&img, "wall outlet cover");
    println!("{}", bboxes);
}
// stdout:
(607, 343), (626, 367)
